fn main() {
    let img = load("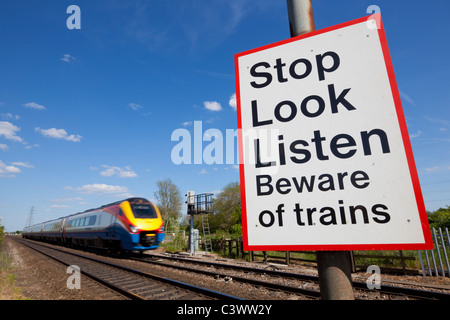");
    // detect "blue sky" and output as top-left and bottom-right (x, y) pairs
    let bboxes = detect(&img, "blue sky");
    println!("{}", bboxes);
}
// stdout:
(0, 0), (449, 232)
